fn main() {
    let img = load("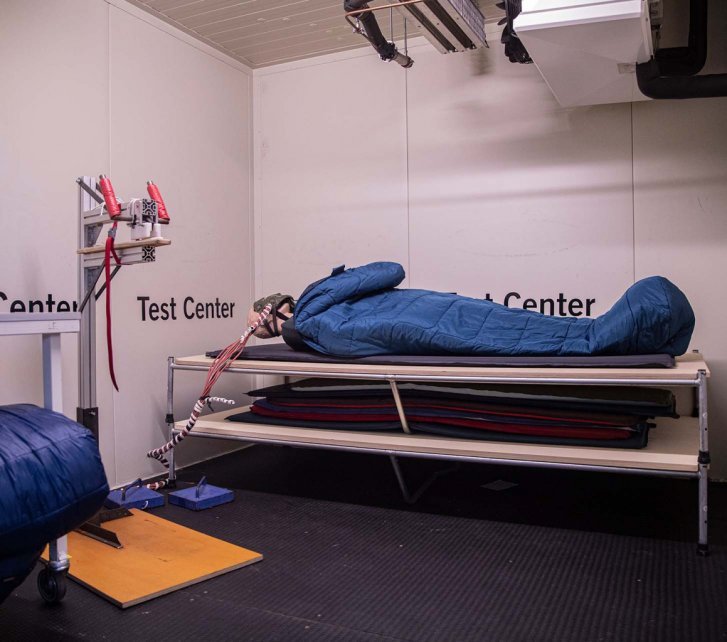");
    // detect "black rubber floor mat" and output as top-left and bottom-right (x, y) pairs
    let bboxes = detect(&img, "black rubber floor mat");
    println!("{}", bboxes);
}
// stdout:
(3, 446), (726, 642)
